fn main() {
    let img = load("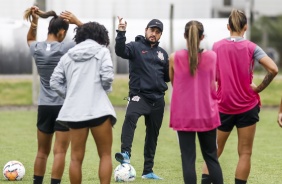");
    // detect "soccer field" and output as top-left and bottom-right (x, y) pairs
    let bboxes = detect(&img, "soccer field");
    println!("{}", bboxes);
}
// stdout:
(0, 108), (281, 184)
